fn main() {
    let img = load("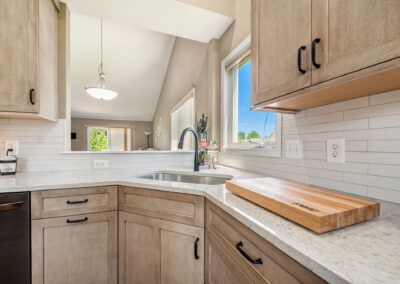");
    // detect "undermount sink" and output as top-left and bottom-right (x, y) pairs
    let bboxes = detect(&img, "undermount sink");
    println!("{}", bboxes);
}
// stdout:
(136, 171), (232, 185)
